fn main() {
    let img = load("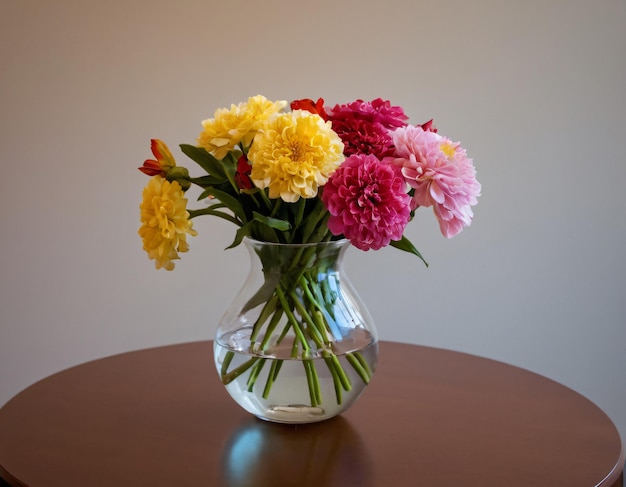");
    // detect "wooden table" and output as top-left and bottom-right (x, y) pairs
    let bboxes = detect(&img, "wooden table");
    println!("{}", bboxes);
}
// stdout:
(0, 341), (623, 486)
